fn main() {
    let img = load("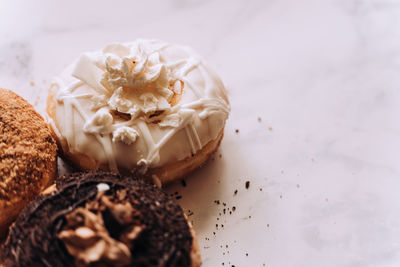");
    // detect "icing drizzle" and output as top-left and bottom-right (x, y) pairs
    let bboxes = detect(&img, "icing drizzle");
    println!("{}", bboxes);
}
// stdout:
(52, 39), (230, 173)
